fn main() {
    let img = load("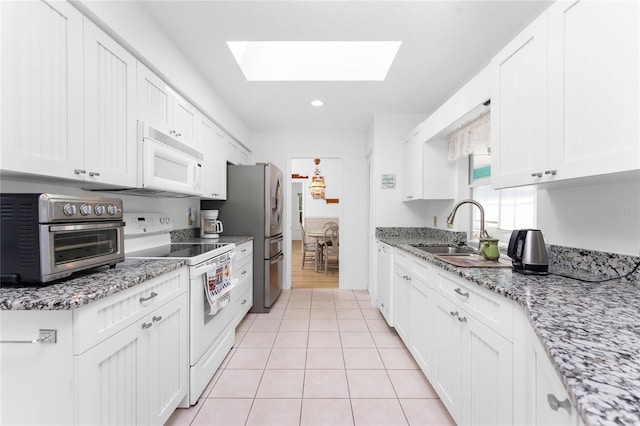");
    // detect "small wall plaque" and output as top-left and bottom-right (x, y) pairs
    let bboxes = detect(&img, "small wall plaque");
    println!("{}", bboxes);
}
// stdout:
(381, 174), (396, 189)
